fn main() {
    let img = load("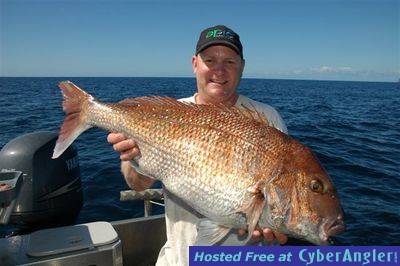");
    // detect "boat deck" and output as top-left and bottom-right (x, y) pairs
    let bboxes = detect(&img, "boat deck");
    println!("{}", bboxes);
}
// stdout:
(0, 214), (166, 265)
